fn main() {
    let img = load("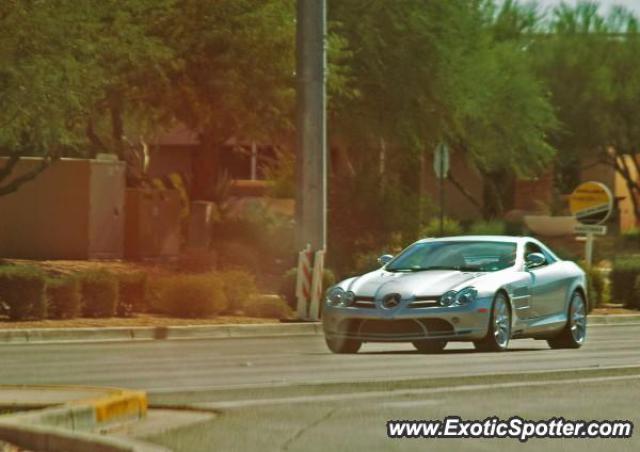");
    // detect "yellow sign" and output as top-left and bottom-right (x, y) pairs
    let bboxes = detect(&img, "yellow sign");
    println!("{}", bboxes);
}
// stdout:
(569, 181), (613, 225)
